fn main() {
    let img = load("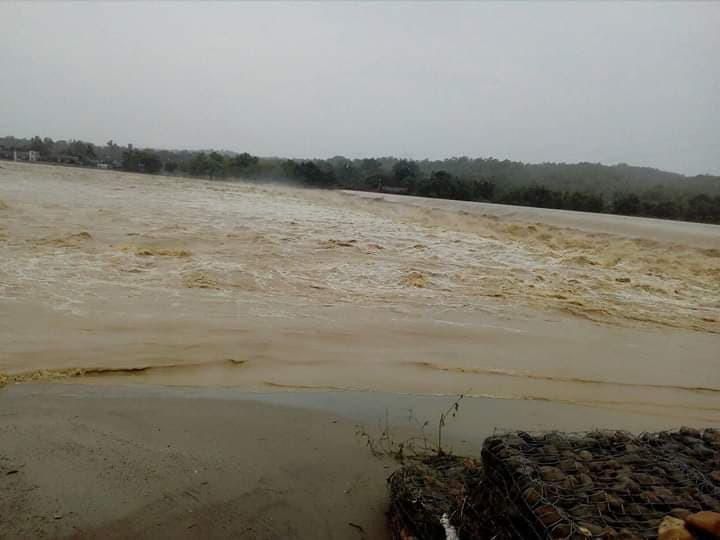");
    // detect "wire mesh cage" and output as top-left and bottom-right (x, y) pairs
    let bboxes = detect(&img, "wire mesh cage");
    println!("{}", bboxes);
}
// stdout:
(388, 429), (720, 540)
